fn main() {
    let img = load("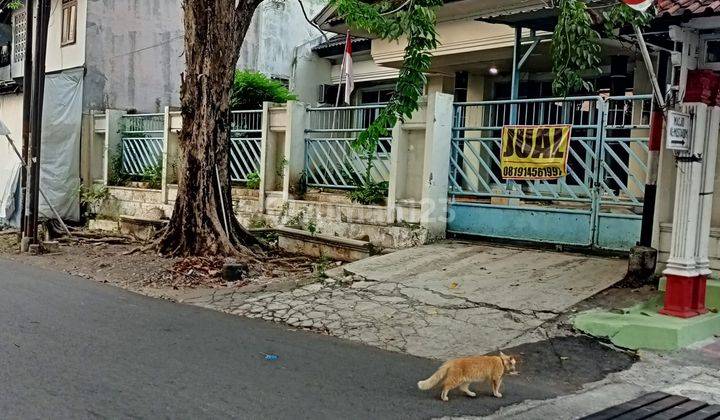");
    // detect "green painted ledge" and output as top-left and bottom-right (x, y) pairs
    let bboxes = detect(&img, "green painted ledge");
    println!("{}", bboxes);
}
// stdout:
(574, 292), (720, 351)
